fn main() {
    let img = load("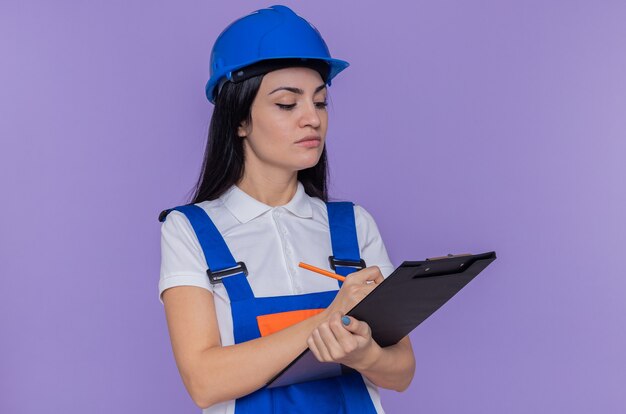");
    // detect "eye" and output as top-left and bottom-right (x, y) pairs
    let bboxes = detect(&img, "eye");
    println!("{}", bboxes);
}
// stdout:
(276, 101), (328, 111)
